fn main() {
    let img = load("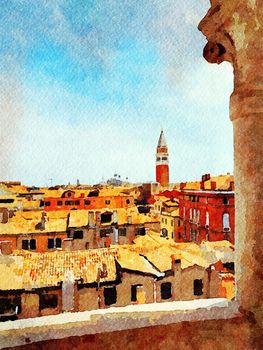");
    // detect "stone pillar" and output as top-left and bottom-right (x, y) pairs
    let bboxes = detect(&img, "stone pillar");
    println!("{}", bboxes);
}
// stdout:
(199, 0), (263, 326)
